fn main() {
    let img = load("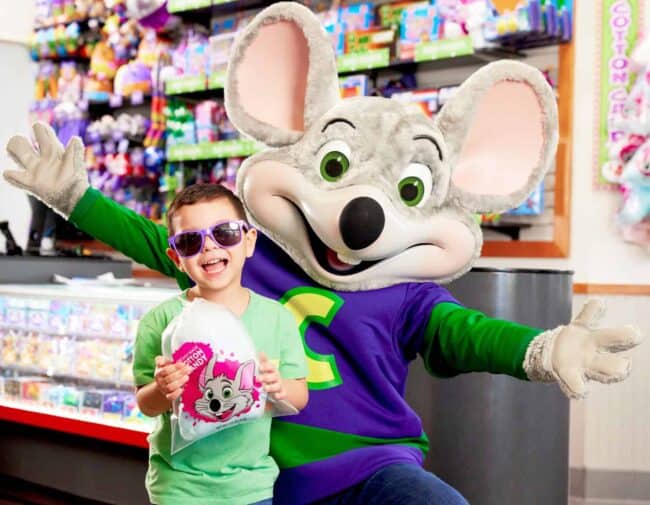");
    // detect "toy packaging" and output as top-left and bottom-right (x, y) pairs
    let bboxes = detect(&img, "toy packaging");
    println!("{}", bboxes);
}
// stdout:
(207, 33), (237, 76)
(399, 4), (441, 60)
(505, 182), (545, 216)
(339, 75), (371, 99)
(345, 27), (397, 56)
(391, 88), (439, 117)
(378, 1), (429, 31)
(339, 3), (374, 32)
